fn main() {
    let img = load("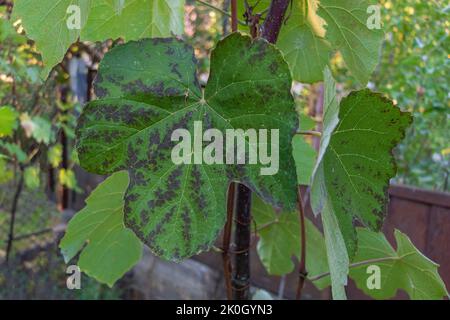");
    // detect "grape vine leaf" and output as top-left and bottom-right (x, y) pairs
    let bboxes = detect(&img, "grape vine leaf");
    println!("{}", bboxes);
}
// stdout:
(76, 33), (298, 261)
(24, 166), (40, 189)
(320, 199), (349, 299)
(314, 228), (449, 300)
(12, 0), (184, 78)
(12, 0), (91, 78)
(278, 0), (385, 84)
(253, 196), (328, 283)
(310, 67), (412, 299)
(311, 68), (412, 259)
(0, 105), (18, 137)
(317, 0), (385, 84)
(81, 0), (184, 42)
(310, 67), (348, 299)
(349, 228), (449, 300)
(293, 112), (317, 185)
(278, 0), (332, 83)
(60, 171), (143, 287)
(292, 135), (317, 185)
